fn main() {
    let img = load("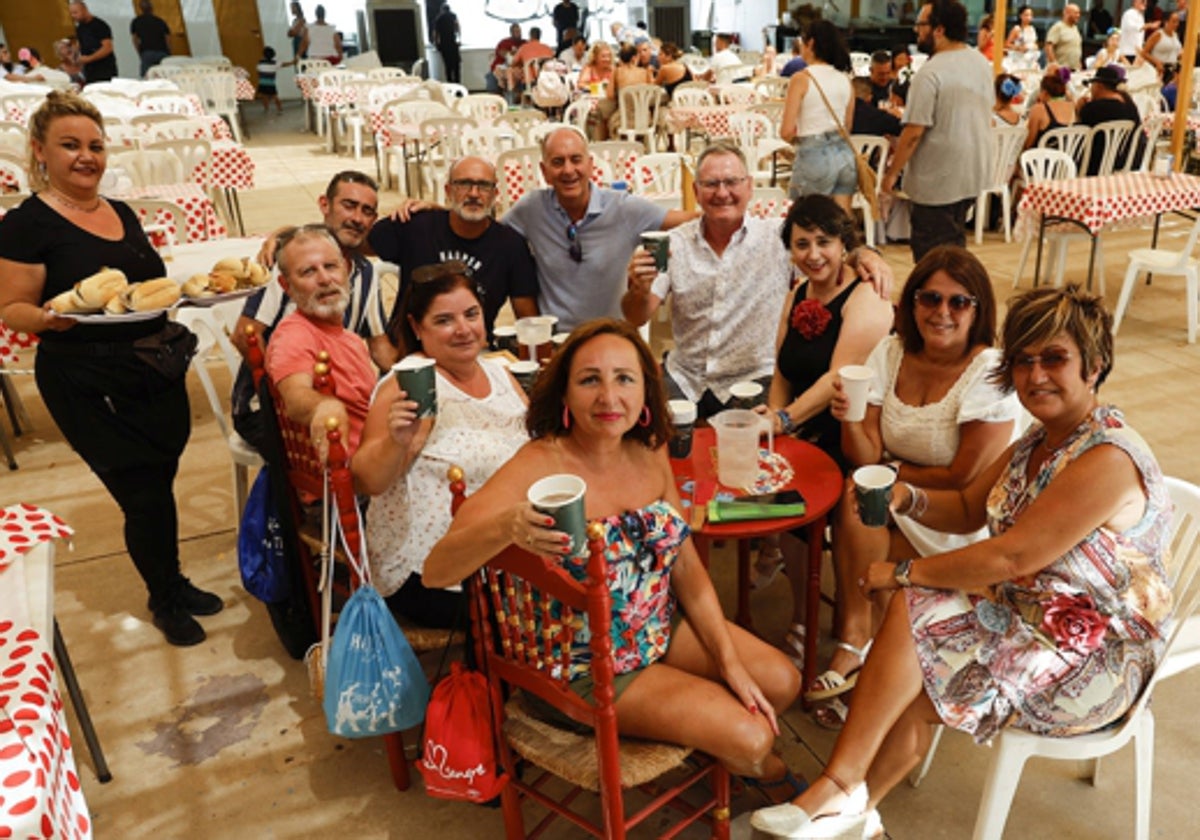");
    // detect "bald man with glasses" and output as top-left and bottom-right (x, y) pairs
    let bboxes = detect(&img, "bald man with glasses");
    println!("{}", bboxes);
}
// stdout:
(368, 156), (538, 354)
